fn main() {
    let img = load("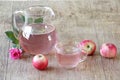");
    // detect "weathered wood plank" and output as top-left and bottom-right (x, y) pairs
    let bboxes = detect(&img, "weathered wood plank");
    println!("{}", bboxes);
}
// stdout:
(0, 36), (9, 80)
(0, 1), (12, 36)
